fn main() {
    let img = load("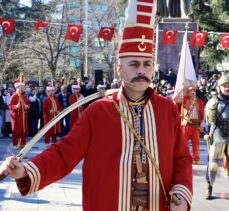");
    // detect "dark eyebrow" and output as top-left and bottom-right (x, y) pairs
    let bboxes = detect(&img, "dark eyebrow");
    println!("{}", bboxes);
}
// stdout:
(128, 60), (152, 64)
(128, 60), (140, 64)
